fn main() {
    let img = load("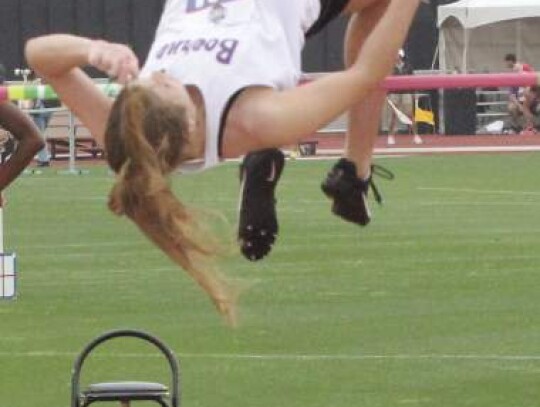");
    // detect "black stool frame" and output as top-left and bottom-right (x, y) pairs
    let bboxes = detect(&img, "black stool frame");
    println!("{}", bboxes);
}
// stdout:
(71, 329), (180, 407)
